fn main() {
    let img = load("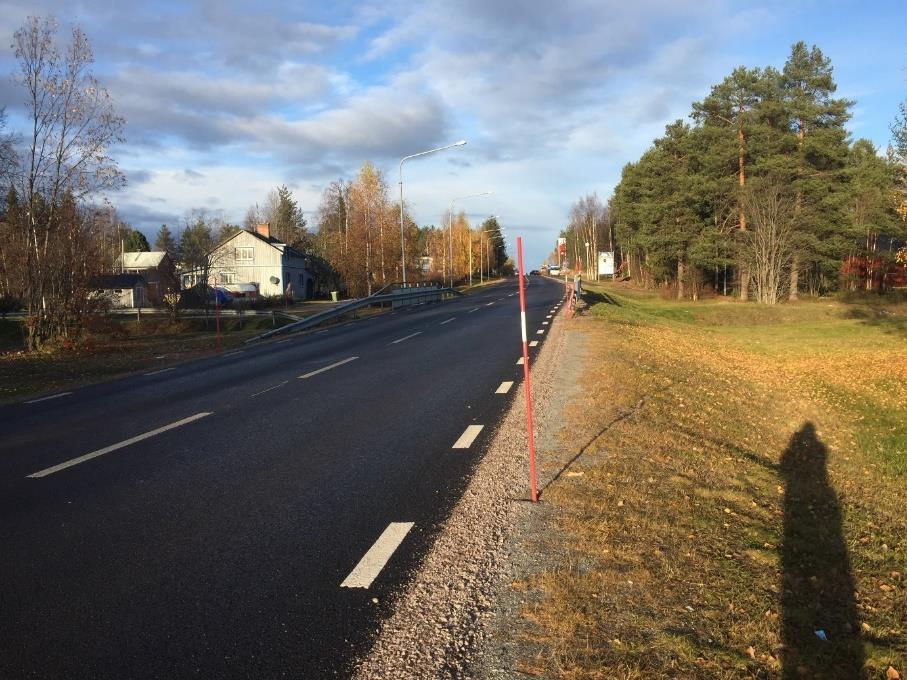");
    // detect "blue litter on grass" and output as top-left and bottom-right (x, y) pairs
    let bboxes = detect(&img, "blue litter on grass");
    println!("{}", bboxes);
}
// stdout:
(815, 630), (828, 641)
